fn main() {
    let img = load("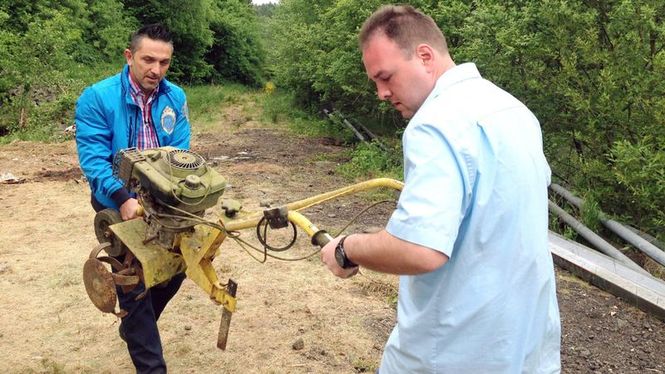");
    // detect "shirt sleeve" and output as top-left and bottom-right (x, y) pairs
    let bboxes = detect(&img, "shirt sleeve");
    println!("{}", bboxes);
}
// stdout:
(386, 121), (474, 257)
